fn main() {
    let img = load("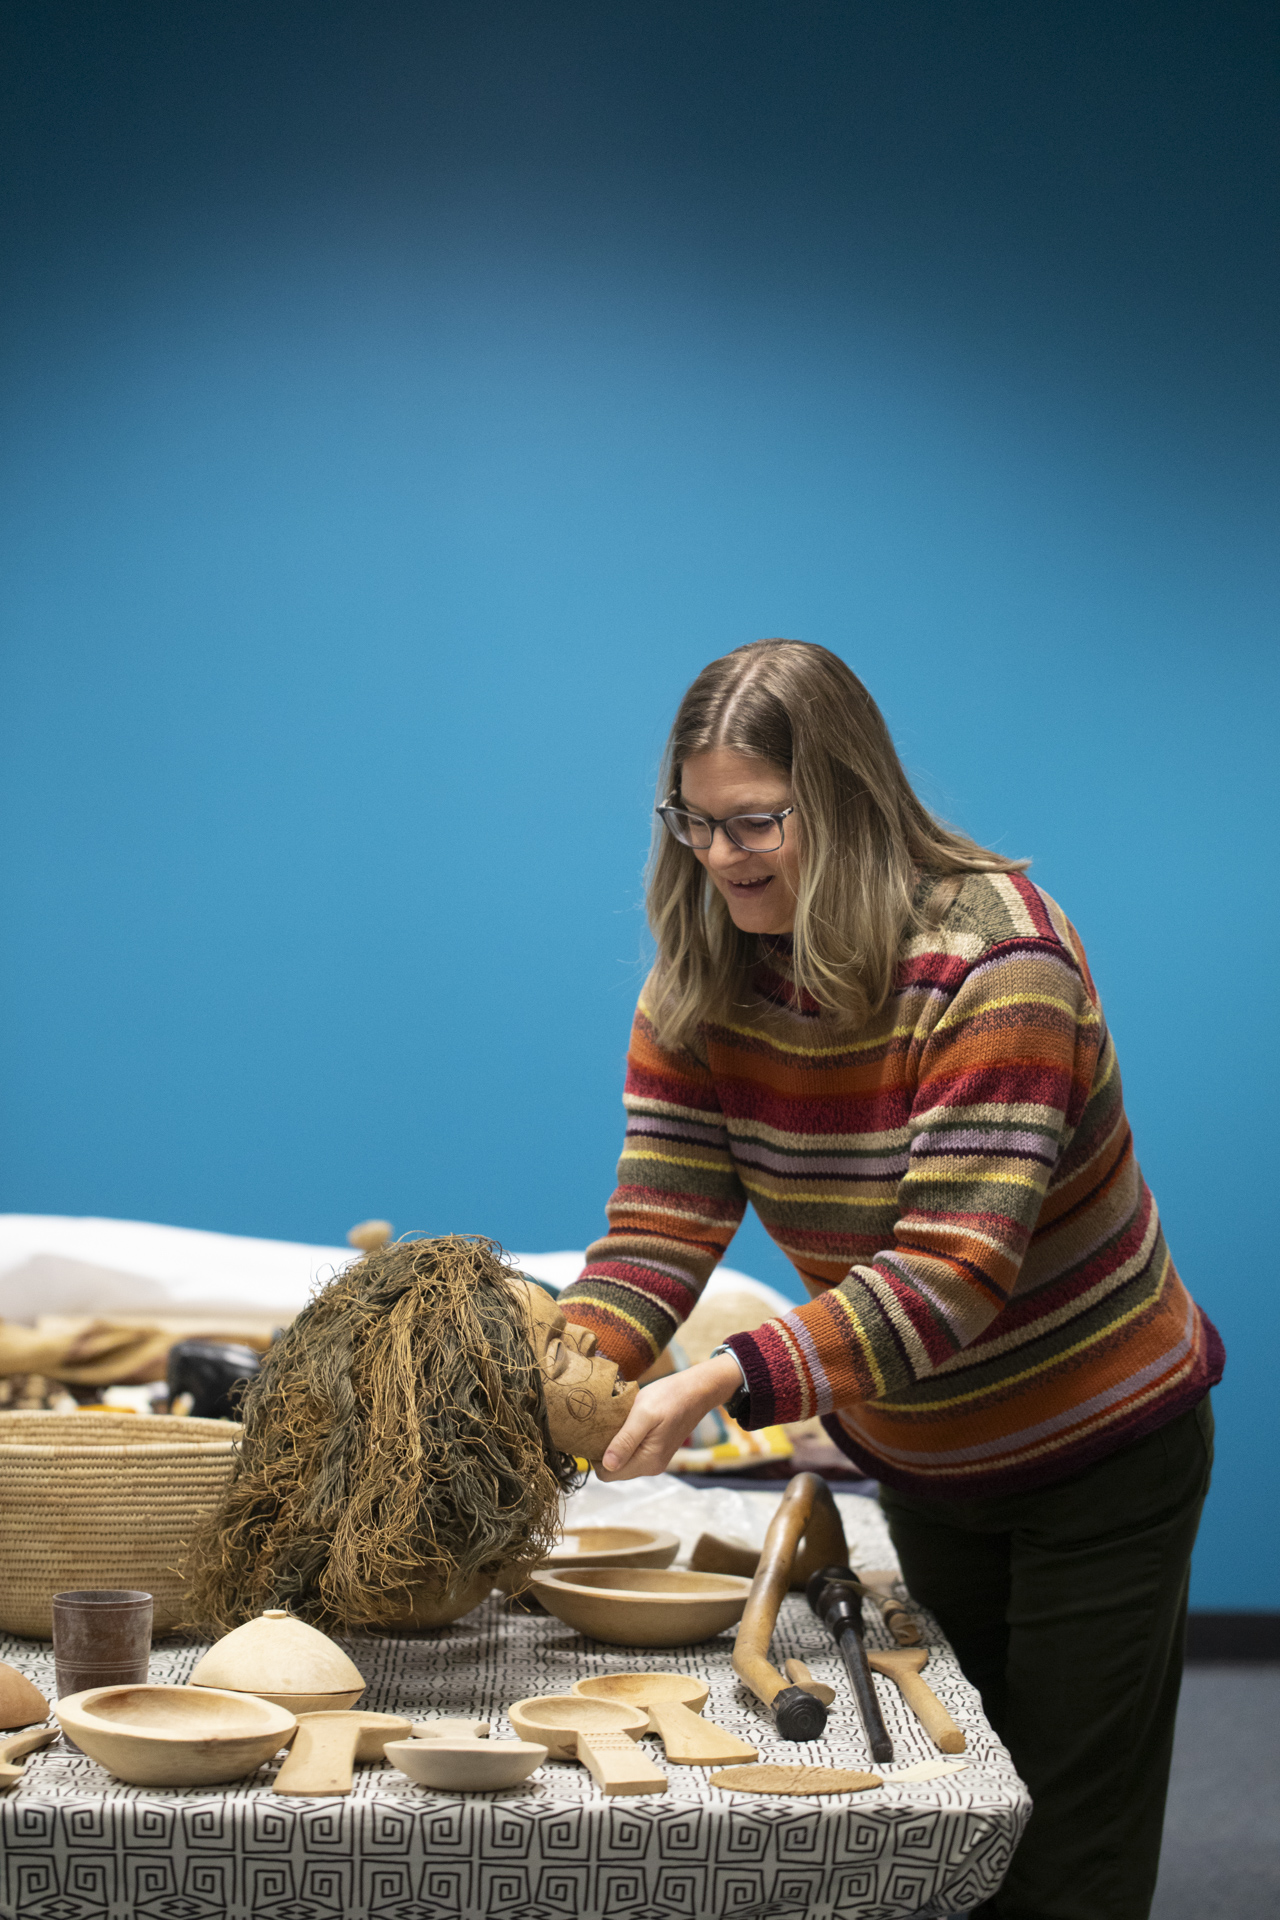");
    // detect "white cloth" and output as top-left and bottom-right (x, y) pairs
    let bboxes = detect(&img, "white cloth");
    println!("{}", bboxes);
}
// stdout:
(0, 1216), (793, 1326)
